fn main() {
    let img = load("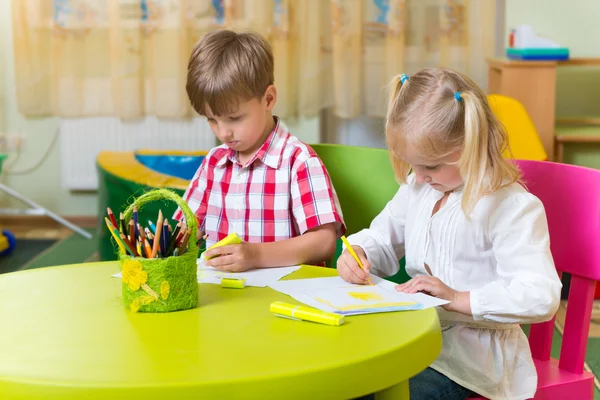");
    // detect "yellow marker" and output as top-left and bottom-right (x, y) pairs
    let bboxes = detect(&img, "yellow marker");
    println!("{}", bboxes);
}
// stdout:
(221, 277), (246, 289)
(203, 232), (243, 260)
(340, 235), (372, 284)
(270, 301), (344, 326)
